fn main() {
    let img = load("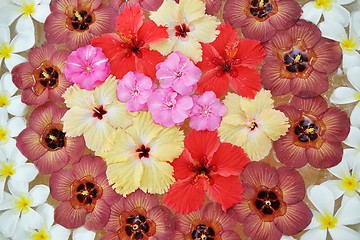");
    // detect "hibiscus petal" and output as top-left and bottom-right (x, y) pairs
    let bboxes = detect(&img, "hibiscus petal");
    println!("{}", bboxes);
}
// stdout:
(196, 69), (229, 98)
(277, 167), (306, 204)
(34, 148), (69, 174)
(290, 69), (328, 98)
(184, 130), (220, 162)
(73, 155), (106, 180)
(16, 128), (47, 161)
(321, 107), (350, 141)
(229, 66), (262, 99)
(223, 0), (248, 28)
(242, 212), (282, 240)
(261, 63), (291, 96)
(269, 0), (302, 30)
(241, 17), (277, 42)
(307, 141), (343, 169)
(241, 161), (279, 189)
(49, 168), (74, 201)
(289, 20), (321, 49)
(312, 38), (342, 74)
(290, 96), (328, 117)
(54, 201), (87, 229)
(85, 199), (110, 230)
